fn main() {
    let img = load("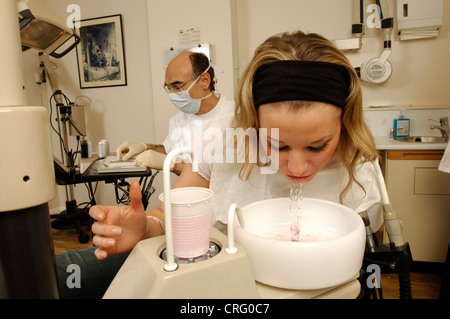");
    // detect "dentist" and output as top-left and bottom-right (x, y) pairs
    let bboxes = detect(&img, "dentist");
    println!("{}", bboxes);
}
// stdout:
(116, 51), (234, 175)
